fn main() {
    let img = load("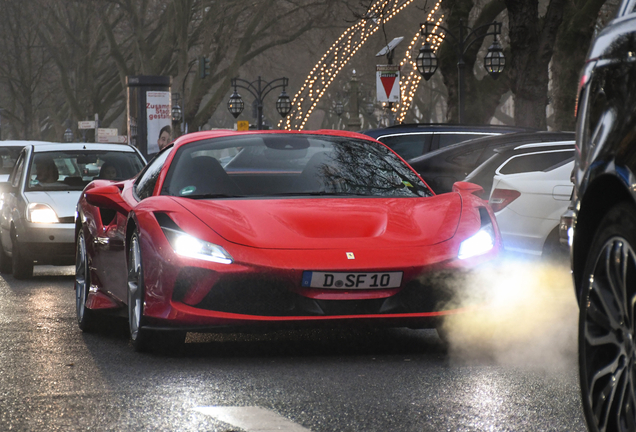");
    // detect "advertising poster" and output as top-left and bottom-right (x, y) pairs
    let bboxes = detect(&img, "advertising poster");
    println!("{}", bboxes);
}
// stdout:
(146, 91), (171, 154)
